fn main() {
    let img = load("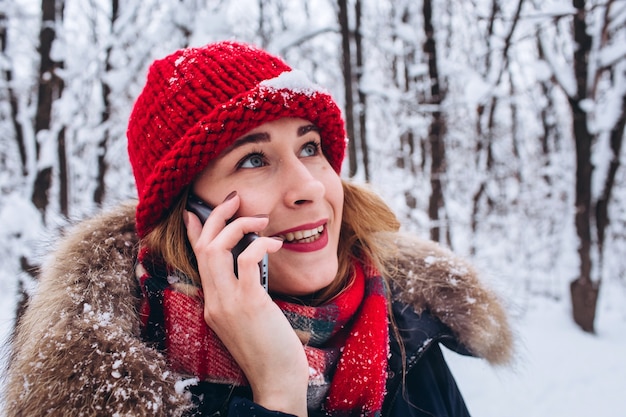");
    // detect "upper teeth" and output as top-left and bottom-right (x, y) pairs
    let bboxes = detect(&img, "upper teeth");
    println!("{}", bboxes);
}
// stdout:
(282, 225), (324, 242)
